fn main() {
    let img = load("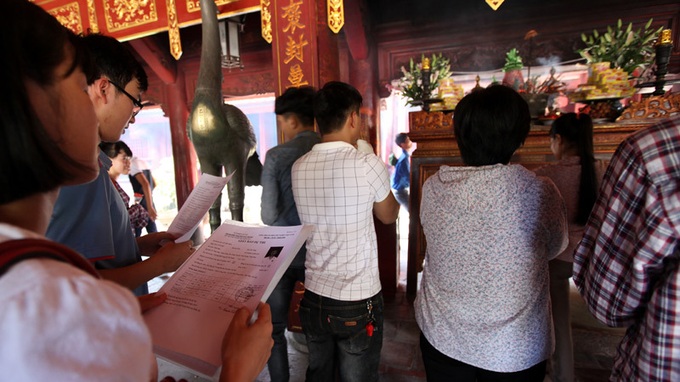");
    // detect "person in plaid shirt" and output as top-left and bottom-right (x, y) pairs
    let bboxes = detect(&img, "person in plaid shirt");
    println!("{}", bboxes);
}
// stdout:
(573, 115), (680, 381)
